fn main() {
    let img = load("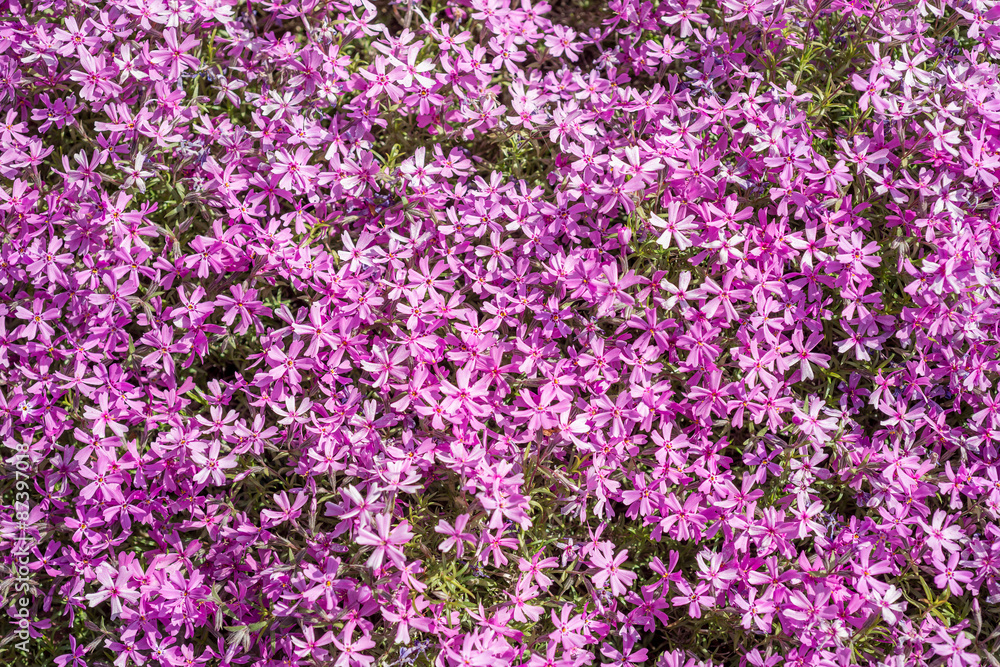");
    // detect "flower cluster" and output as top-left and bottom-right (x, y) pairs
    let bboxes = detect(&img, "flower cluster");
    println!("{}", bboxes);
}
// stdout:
(2, 0), (1000, 666)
